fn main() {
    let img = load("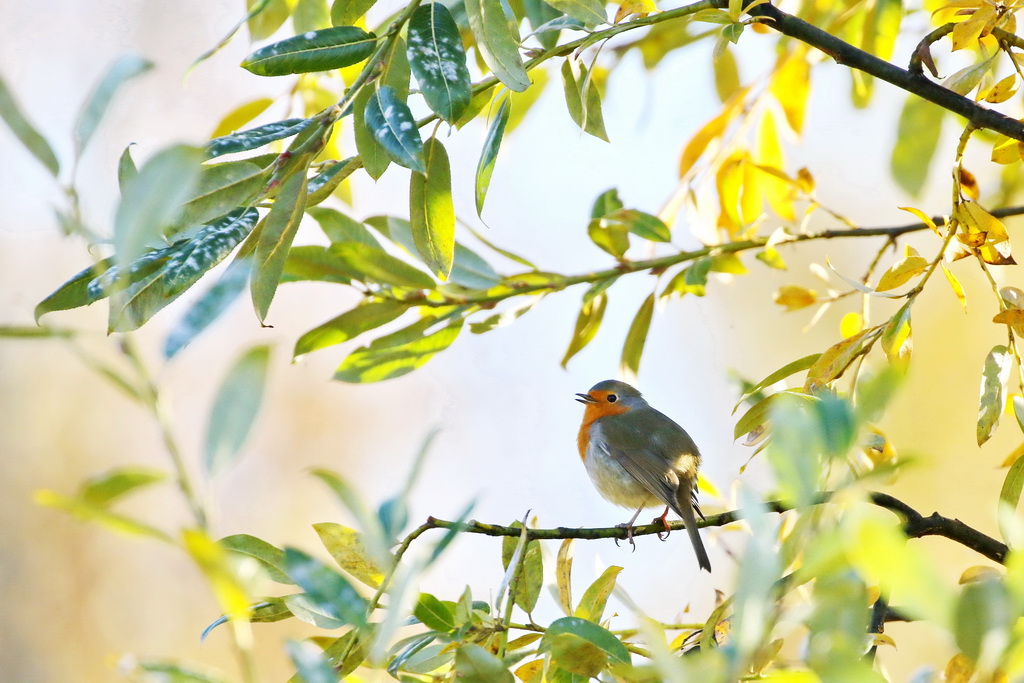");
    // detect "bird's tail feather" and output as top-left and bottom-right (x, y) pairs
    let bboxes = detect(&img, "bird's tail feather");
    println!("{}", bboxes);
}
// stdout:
(674, 486), (711, 572)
